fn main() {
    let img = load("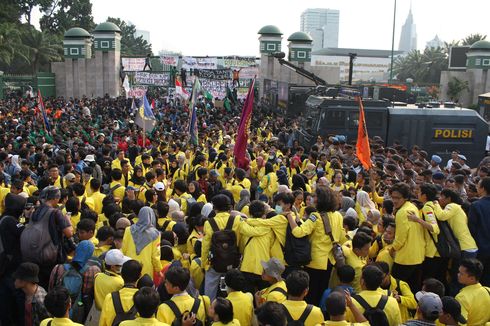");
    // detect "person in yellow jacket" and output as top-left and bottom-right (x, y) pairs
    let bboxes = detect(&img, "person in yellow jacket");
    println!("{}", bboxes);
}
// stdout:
(377, 261), (417, 323)
(345, 265), (402, 326)
(120, 287), (170, 326)
(93, 249), (128, 311)
(435, 189), (478, 255)
(99, 260), (142, 326)
(202, 195), (242, 301)
(285, 187), (346, 305)
(87, 179), (106, 215)
(408, 184), (444, 281)
(258, 162), (278, 200)
(389, 182), (425, 292)
(121, 206), (162, 280)
(255, 258), (288, 306)
(225, 270), (255, 326)
(322, 291), (369, 326)
(455, 258), (490, 325)
(156, 266), (210, 325)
